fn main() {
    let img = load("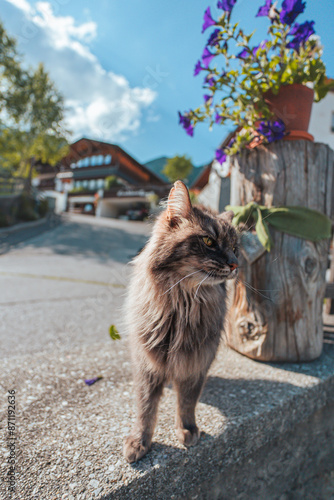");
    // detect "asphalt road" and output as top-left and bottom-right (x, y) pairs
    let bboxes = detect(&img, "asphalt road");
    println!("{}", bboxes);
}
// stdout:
(0, 214), (152, 359)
